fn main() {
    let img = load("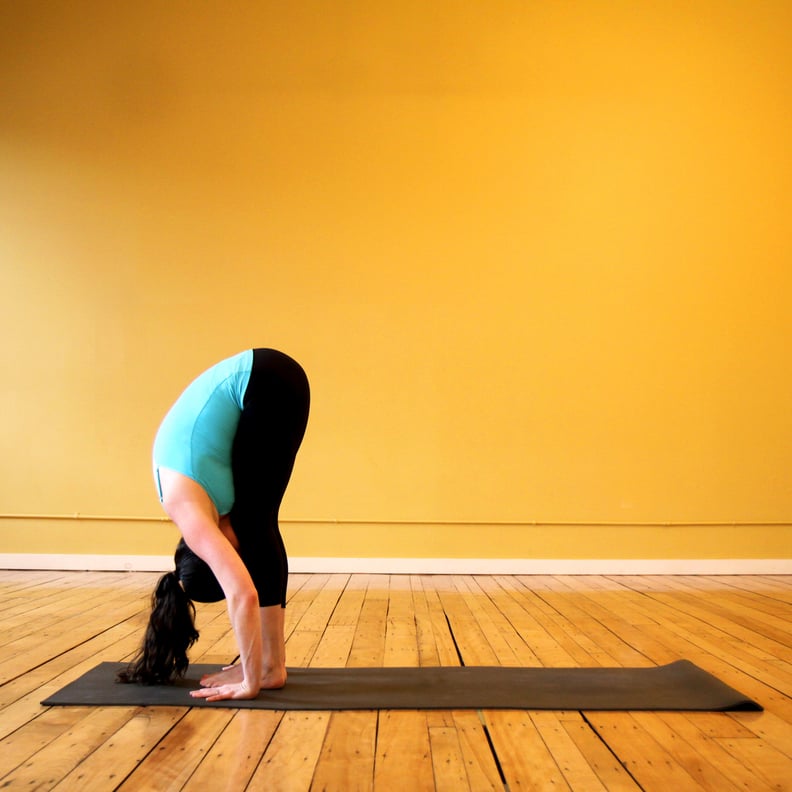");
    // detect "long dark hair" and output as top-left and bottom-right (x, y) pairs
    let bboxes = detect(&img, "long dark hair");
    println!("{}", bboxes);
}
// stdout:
(117, 569), (199, 685)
